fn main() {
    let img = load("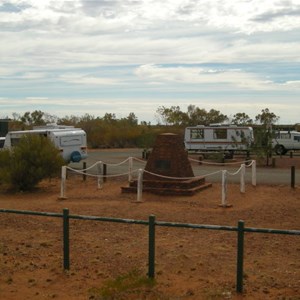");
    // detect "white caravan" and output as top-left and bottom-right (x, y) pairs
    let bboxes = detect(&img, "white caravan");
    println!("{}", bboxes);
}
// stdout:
(184, 124), (254, 155)
(272, 130), (300, 155)
(3, 124), (88, 163)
